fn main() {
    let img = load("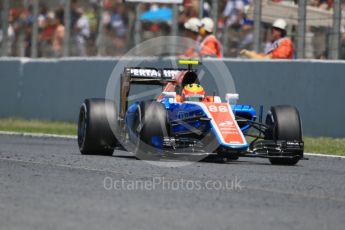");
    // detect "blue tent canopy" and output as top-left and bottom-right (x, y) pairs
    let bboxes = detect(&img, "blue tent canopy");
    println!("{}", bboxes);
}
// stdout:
(140, 7), (172, 22)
